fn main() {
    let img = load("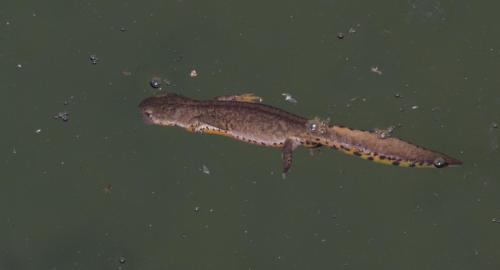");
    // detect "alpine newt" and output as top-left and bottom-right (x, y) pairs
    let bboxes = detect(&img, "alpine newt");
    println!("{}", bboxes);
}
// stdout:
(139, 93), (462, 173)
